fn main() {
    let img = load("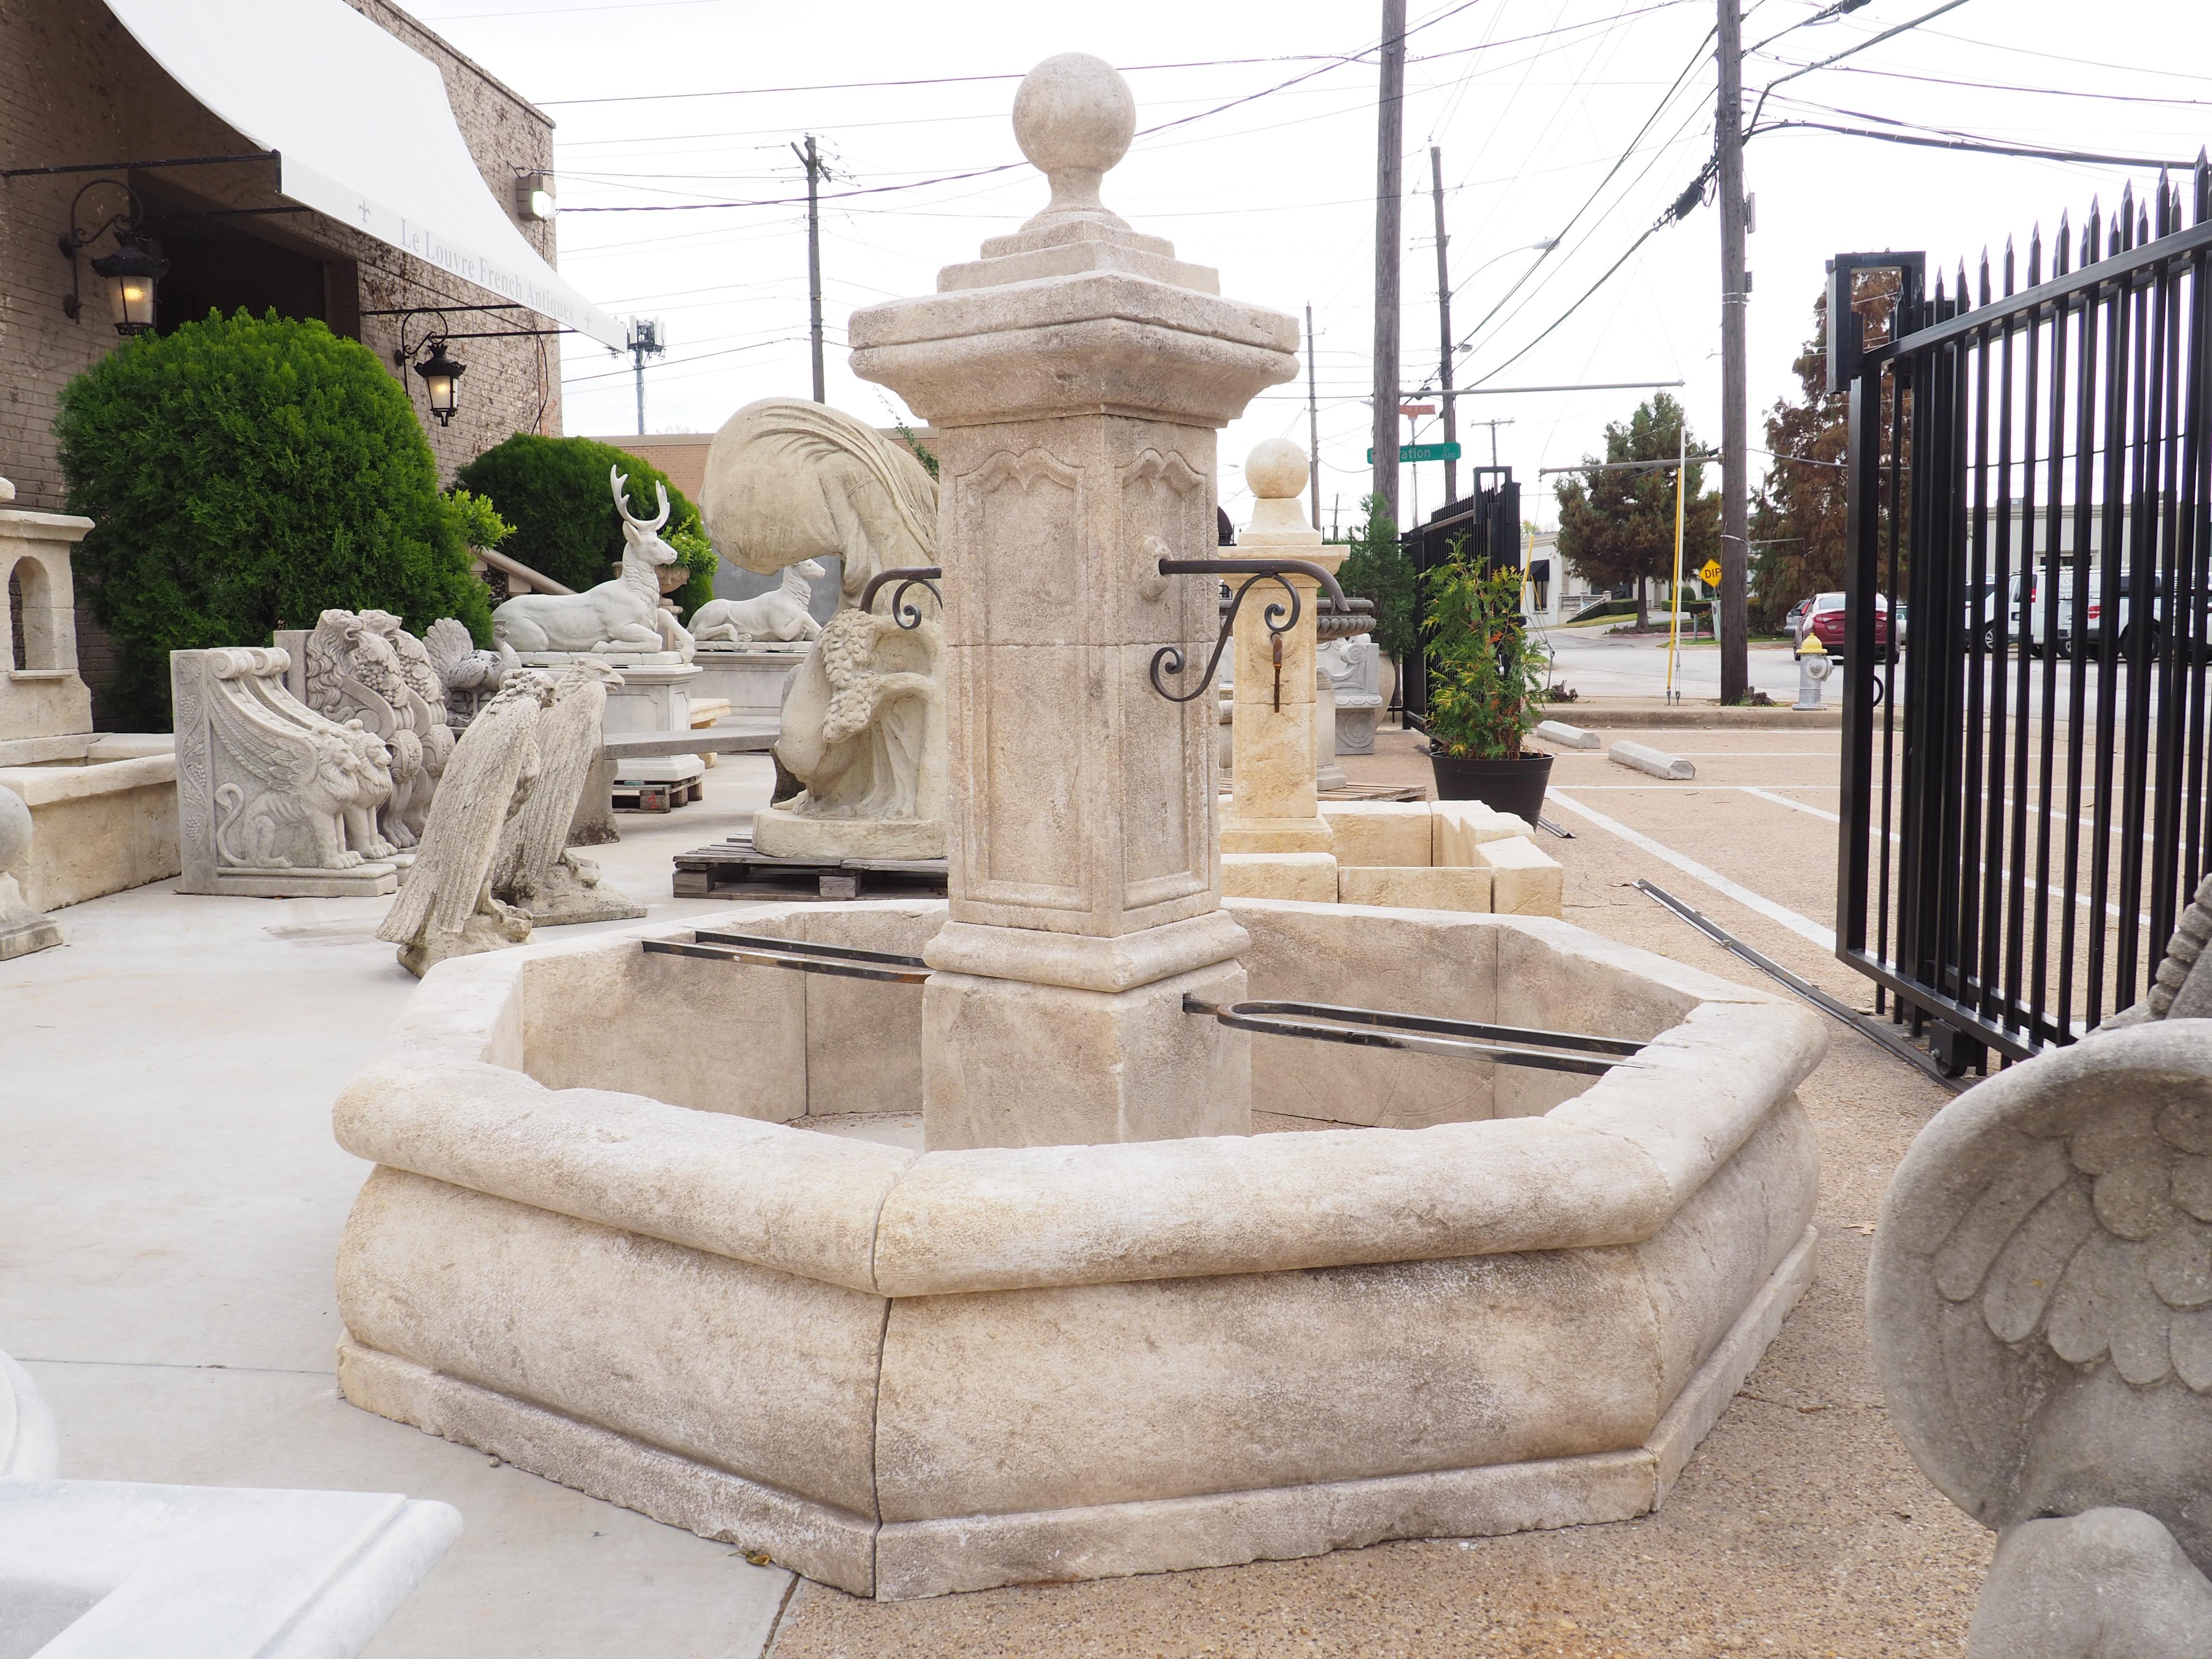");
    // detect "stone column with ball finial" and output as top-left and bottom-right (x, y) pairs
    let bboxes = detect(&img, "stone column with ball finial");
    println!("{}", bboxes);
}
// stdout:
(851, 53), (1299, 1151)
(1221, 439), (1342, 859)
